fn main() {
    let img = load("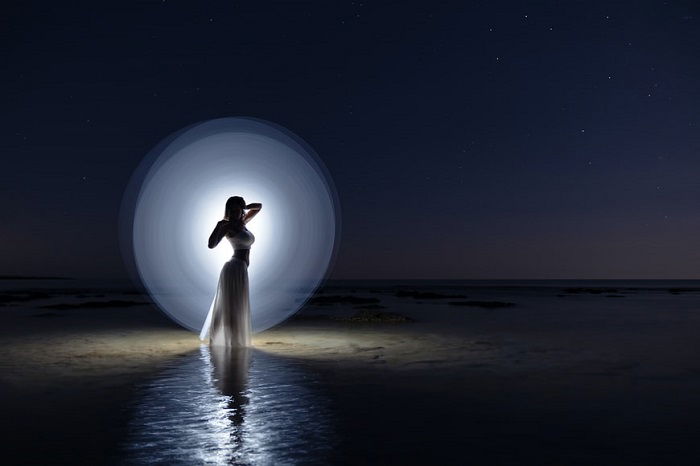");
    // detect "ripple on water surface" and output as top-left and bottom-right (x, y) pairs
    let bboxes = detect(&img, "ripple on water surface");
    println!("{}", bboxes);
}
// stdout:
(122, 346), (335, 465)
